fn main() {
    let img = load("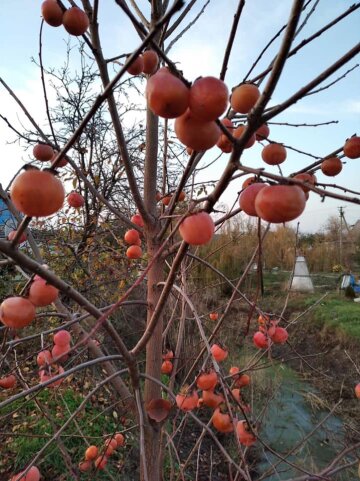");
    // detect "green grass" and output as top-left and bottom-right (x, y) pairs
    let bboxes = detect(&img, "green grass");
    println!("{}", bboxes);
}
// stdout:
(248, 271), (360, 341)
(304, 294), (360, 340)
(1, 388), (131, 480)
